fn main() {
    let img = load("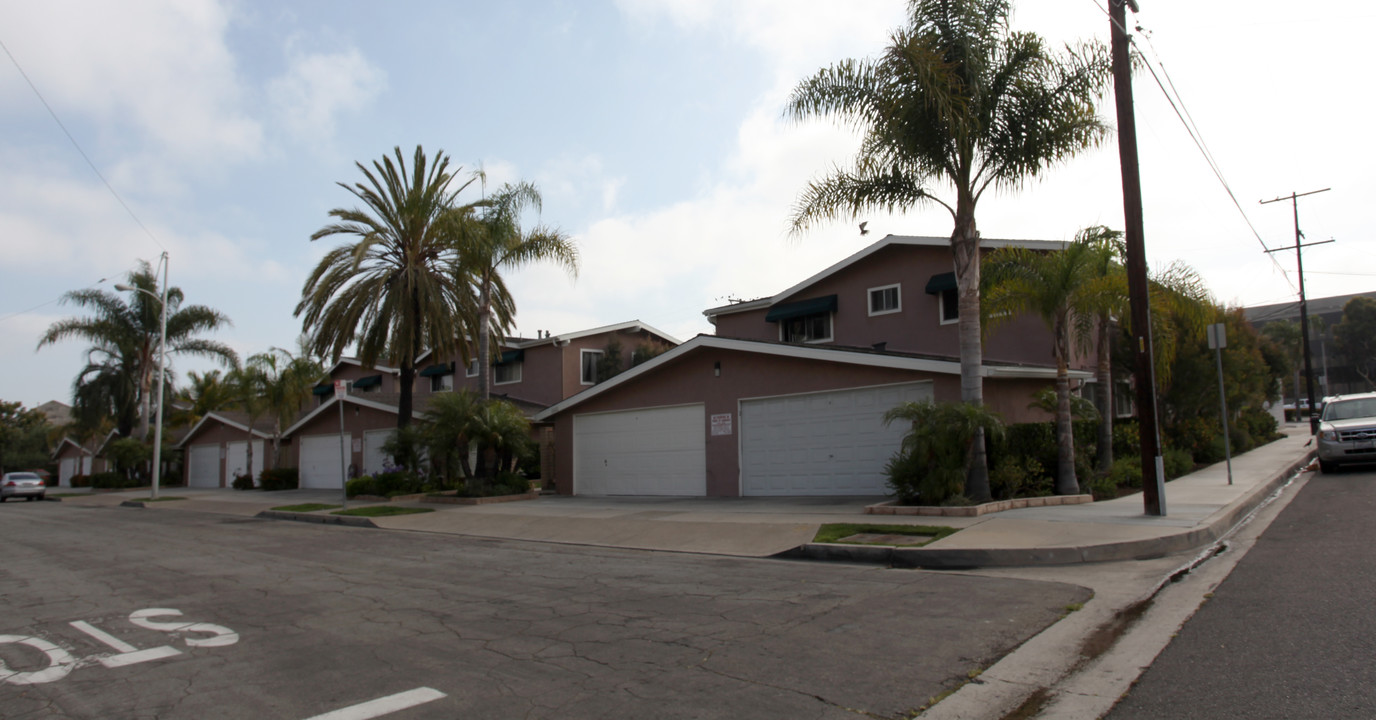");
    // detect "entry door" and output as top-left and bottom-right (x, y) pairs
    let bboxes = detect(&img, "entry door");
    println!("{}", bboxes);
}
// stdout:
(740, 382), (932, 496)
